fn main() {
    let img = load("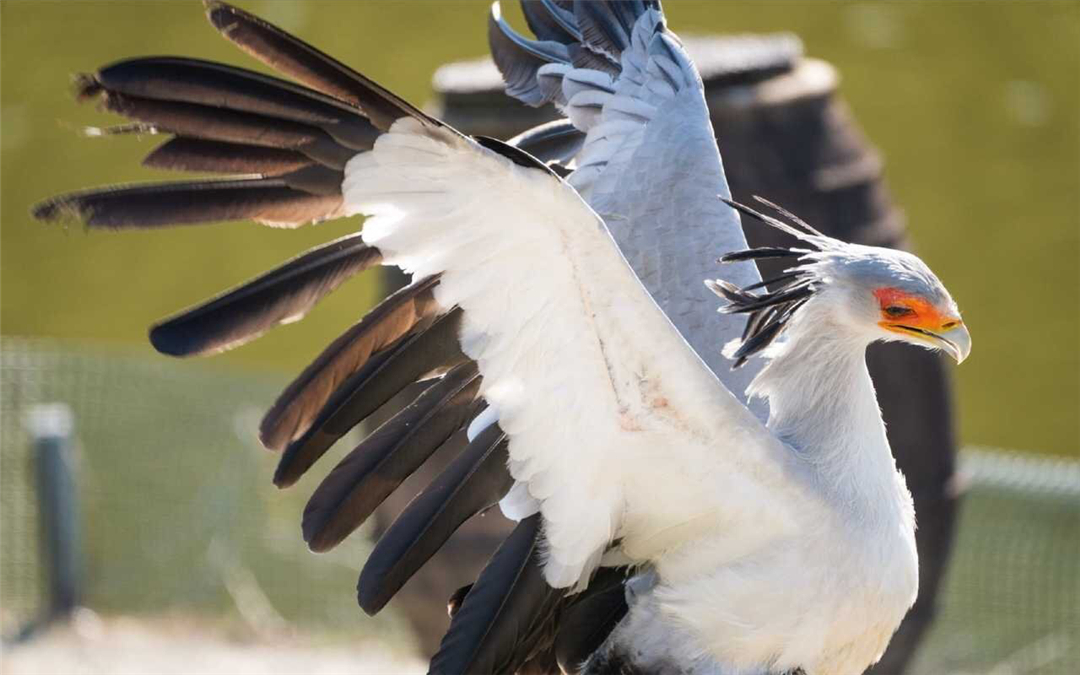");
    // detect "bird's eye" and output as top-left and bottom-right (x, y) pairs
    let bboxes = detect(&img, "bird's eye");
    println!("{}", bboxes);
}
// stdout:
(885, 305), (914, 318)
